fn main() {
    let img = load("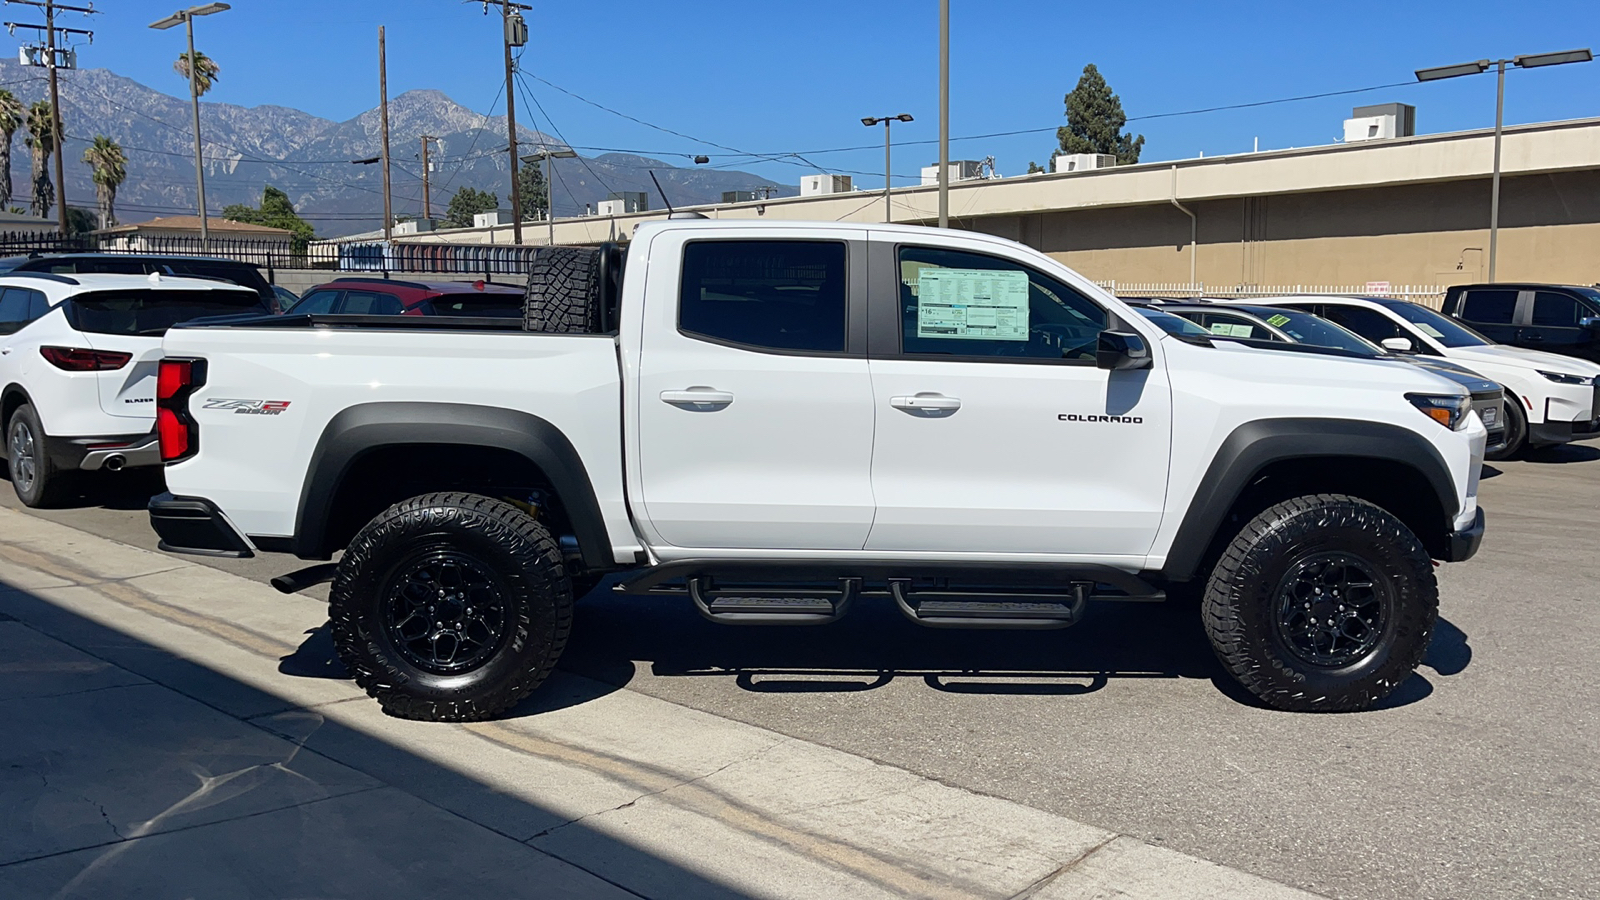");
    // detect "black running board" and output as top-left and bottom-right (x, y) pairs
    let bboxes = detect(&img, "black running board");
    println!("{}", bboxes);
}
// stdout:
(689, 577), (859, 625)
(890, 580), (1087, 629)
